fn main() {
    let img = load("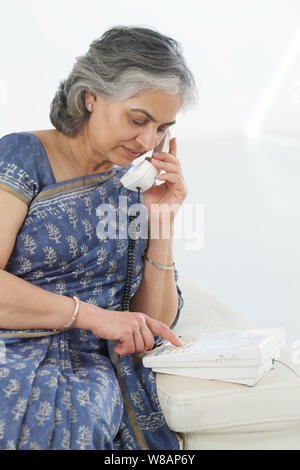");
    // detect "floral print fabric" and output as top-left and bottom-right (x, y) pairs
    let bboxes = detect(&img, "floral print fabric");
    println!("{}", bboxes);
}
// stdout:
(0, 133), (183, 450)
